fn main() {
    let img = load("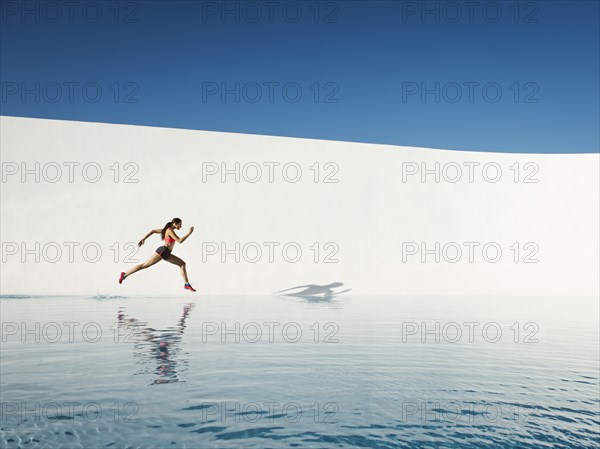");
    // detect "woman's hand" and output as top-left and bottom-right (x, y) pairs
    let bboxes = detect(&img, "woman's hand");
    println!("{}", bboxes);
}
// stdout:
(138, 238), (145, 247)
(189, 226), (194, 234)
